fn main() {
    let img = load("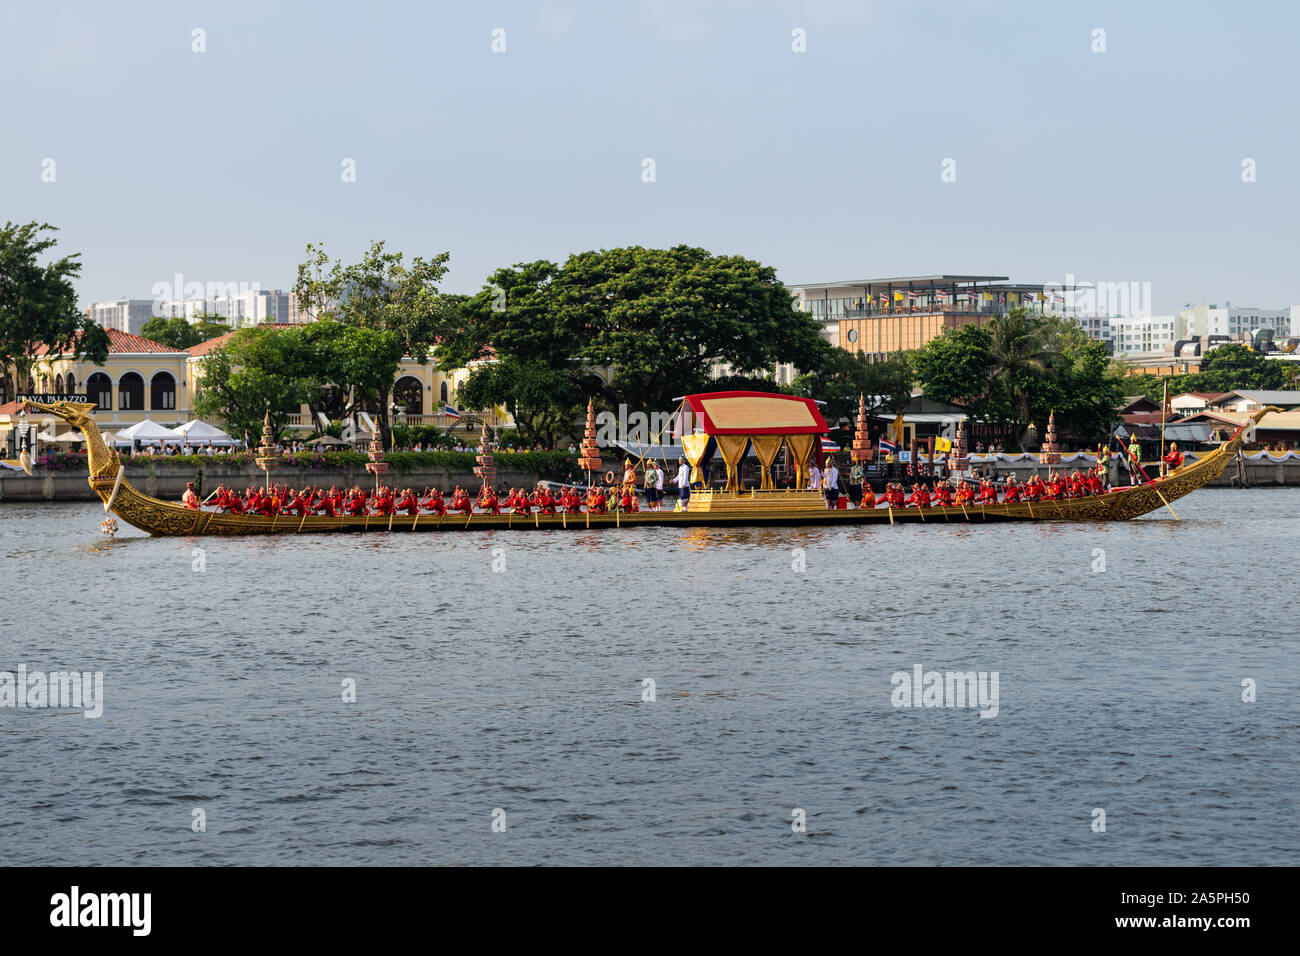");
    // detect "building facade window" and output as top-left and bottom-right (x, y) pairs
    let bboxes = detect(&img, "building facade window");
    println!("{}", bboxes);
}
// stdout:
(119, 372), (144, 410)
(87, 373), (112, 410)
(150, 372), (176, 411)
(393, 376), (423, 416)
